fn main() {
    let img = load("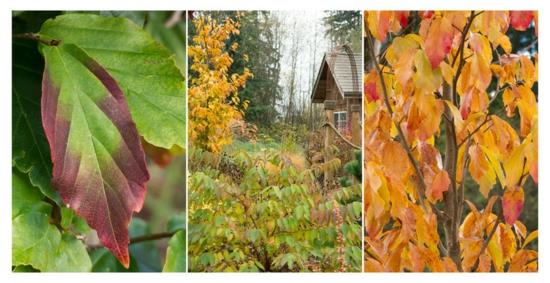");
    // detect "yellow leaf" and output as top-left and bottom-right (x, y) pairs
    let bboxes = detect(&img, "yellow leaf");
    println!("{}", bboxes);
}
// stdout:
(516, 85), (537, 137)
(440, 61), (455, 85)
(519, 55), (536, 88)
(499, 223), (517, 263)
(479, 145), (506, 187)
(503, 142), (527, 188)
(514, 221), (527, 239)
(495, 34), (512, 54)
(386, 36), (420, 88)
(469, 33), (493, 64)
(413, 50), (443, 94)
(468, 144), (496, 197)
(522, 230), (538, 249)
(444, 100), (465, 132)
